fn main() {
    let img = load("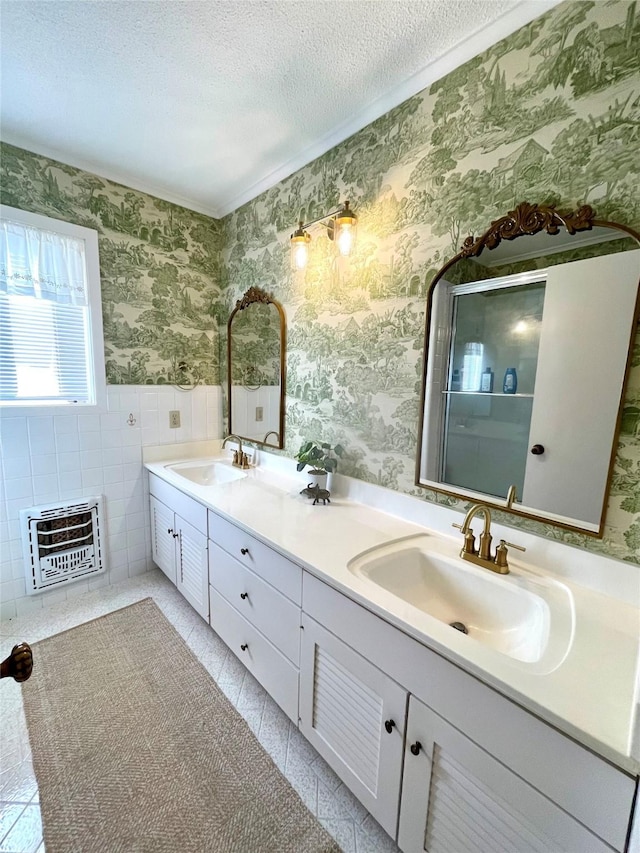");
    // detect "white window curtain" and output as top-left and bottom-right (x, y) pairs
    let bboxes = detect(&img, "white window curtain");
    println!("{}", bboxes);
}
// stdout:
(0, 216), (94, 405)
(0, 219), (88, 305)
